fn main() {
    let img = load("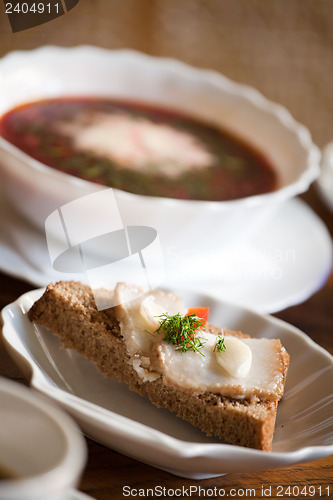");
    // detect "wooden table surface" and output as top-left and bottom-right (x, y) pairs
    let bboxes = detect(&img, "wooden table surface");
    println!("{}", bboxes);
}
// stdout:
(0, 186), (332, 499)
